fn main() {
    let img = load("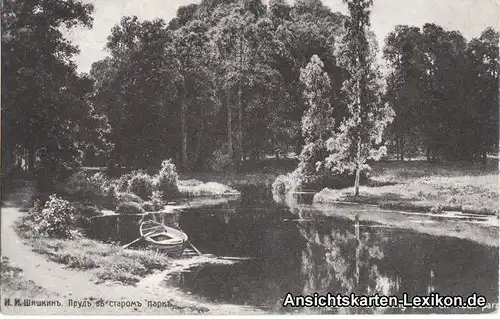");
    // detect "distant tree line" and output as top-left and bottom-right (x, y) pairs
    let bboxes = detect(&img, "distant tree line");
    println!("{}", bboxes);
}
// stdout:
(90, 0), (348, 171)
(2, 0), (498, 181)
(384, 24), (499, 162)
